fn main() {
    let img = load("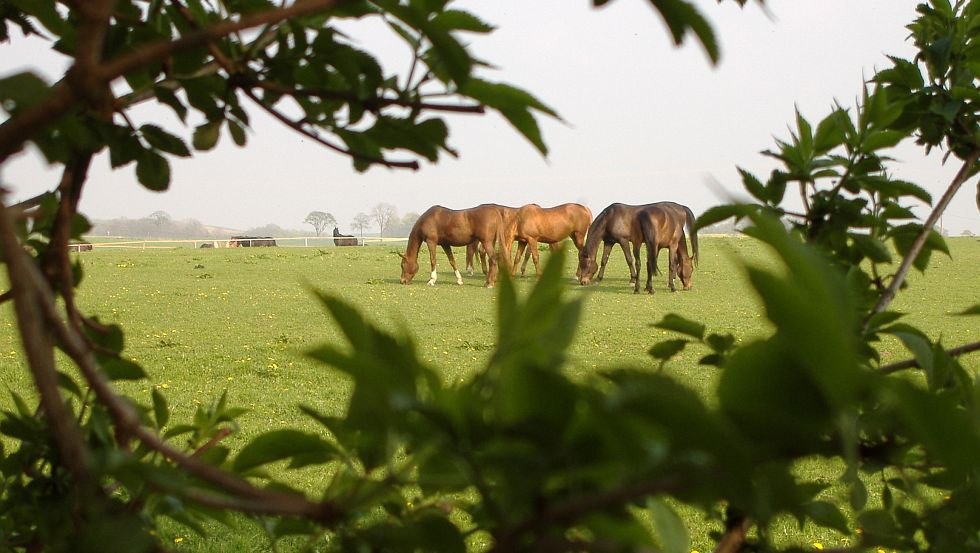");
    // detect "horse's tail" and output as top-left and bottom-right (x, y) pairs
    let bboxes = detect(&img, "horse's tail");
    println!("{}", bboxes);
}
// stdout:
(683, 204), (699, 267)
(638, 210), (660, 275)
